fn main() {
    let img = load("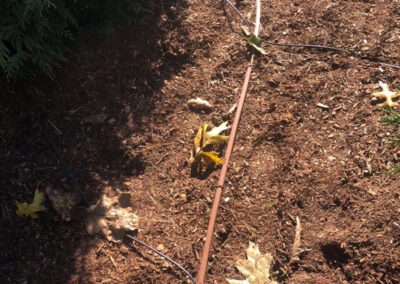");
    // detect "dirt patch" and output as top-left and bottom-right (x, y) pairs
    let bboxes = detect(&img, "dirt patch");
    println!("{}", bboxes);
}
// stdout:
(1, 0), (400, 283)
